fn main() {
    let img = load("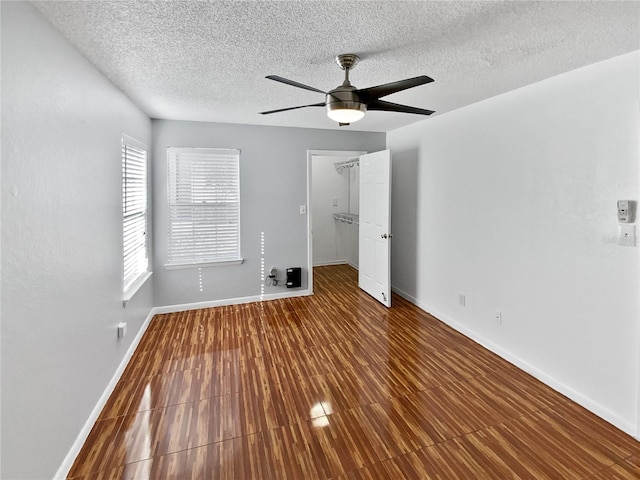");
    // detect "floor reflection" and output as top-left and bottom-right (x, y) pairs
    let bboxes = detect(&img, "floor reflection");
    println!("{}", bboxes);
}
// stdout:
(124, 385), (151, 479)
(310, 401), (332, 428)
